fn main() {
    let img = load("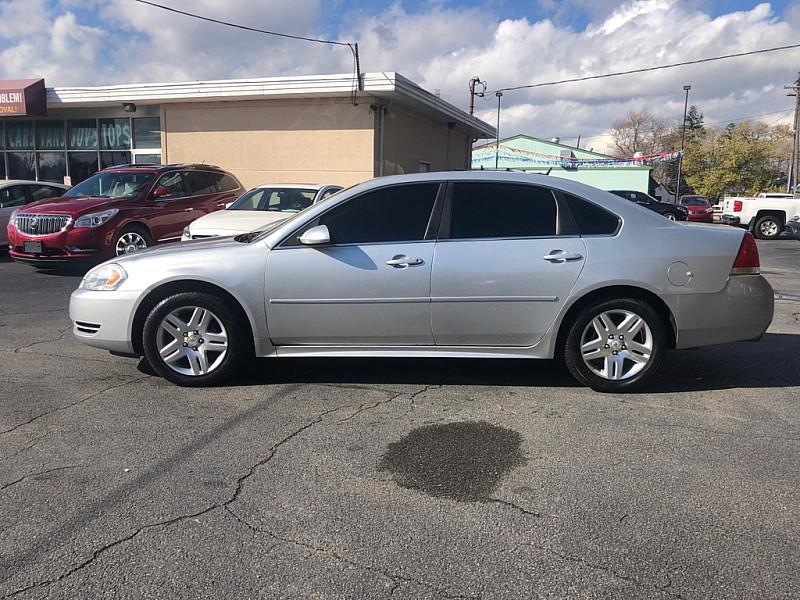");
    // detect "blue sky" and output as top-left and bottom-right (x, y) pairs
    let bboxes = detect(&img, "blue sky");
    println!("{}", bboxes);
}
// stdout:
(1, 0), (798, 151)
